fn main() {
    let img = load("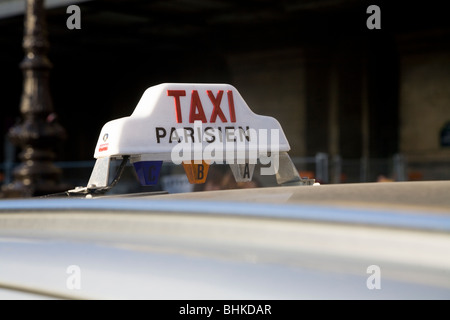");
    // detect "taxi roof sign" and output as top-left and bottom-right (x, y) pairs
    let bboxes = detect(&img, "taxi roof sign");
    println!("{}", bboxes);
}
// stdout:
(69, 83), (315, 196)
(92, 83), (290, 160)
